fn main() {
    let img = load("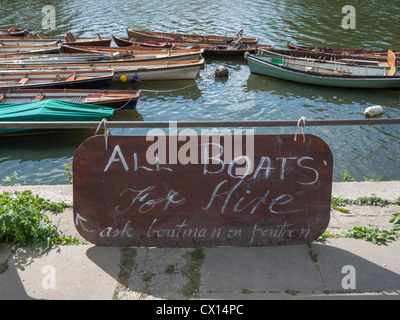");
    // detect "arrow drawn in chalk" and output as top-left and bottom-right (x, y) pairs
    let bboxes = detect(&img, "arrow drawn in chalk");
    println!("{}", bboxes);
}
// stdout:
(75, 213), (96, 232)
